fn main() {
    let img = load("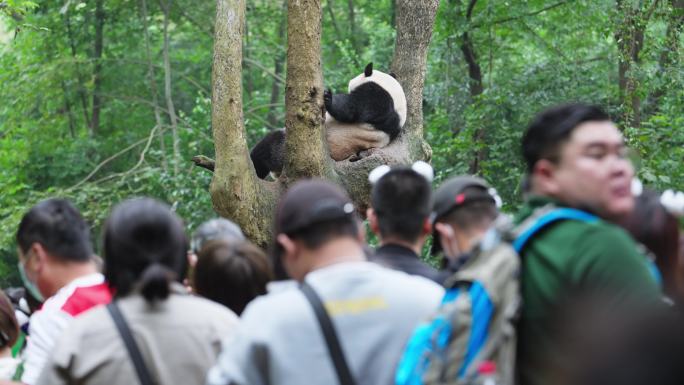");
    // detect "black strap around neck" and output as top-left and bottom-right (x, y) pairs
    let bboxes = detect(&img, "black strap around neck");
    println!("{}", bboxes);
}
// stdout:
(107, 302), (156, 385)
(300, 281), (356, 385)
